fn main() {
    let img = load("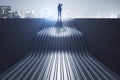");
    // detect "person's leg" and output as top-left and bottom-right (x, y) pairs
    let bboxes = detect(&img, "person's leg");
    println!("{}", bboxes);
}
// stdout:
(58, 12), (61, 20)
(60, 11), (61, 20)
(58, 11), (59, 20)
